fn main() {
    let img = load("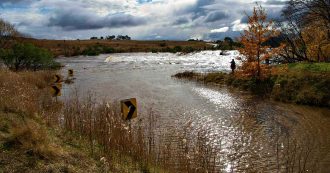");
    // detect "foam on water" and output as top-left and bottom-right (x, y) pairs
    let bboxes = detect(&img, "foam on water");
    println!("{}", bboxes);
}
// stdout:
(105, 50), (242, 73)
